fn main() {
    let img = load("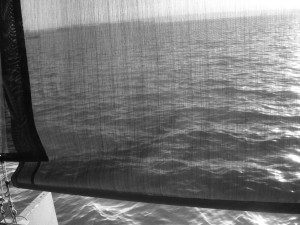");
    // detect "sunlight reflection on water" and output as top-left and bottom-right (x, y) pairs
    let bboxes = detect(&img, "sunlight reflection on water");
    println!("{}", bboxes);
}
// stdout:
(286, 154), (300, 163)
